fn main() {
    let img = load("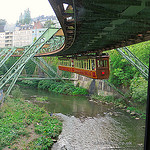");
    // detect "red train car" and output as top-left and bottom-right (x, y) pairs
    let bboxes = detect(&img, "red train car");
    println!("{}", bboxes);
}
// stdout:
(58, 55), (110, 79)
